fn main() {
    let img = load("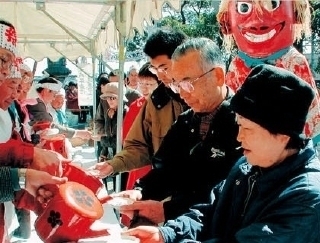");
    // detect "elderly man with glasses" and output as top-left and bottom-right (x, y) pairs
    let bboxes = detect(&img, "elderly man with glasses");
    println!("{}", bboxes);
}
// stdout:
(110, 37), (242, 226)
